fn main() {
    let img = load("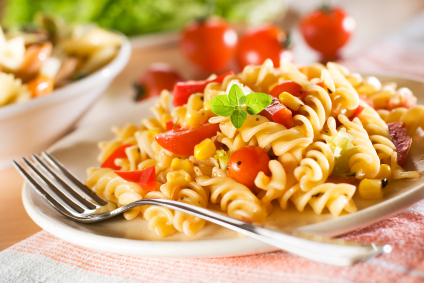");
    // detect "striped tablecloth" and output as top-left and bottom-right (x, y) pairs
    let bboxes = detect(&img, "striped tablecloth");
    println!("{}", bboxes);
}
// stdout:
(2, 11), (424, 283)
